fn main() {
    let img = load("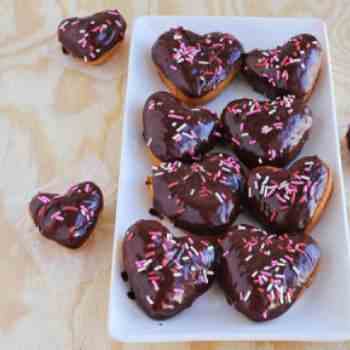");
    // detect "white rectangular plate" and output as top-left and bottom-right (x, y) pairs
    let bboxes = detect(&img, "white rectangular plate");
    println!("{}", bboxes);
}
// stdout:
(109, 16), (350, 343)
